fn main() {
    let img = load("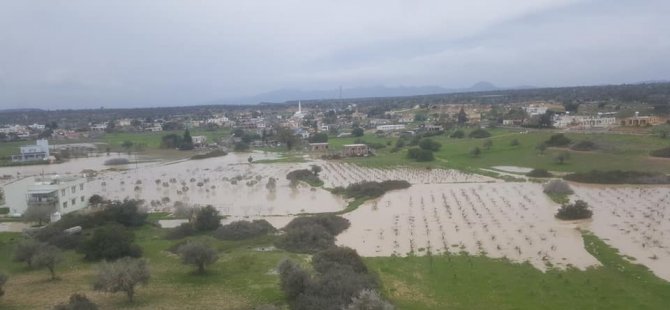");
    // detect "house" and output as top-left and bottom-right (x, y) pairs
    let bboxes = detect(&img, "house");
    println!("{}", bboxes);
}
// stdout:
(309, 143), (329, 152)
(11, 139), (50, 162)
(342, 144), (369, 157)
(553, 114), (616, 129)
(0, 175), (89, 218)
(192, 136), (208, 147)
(619, 113), (665, 127)
(376, 124), (406, 132)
